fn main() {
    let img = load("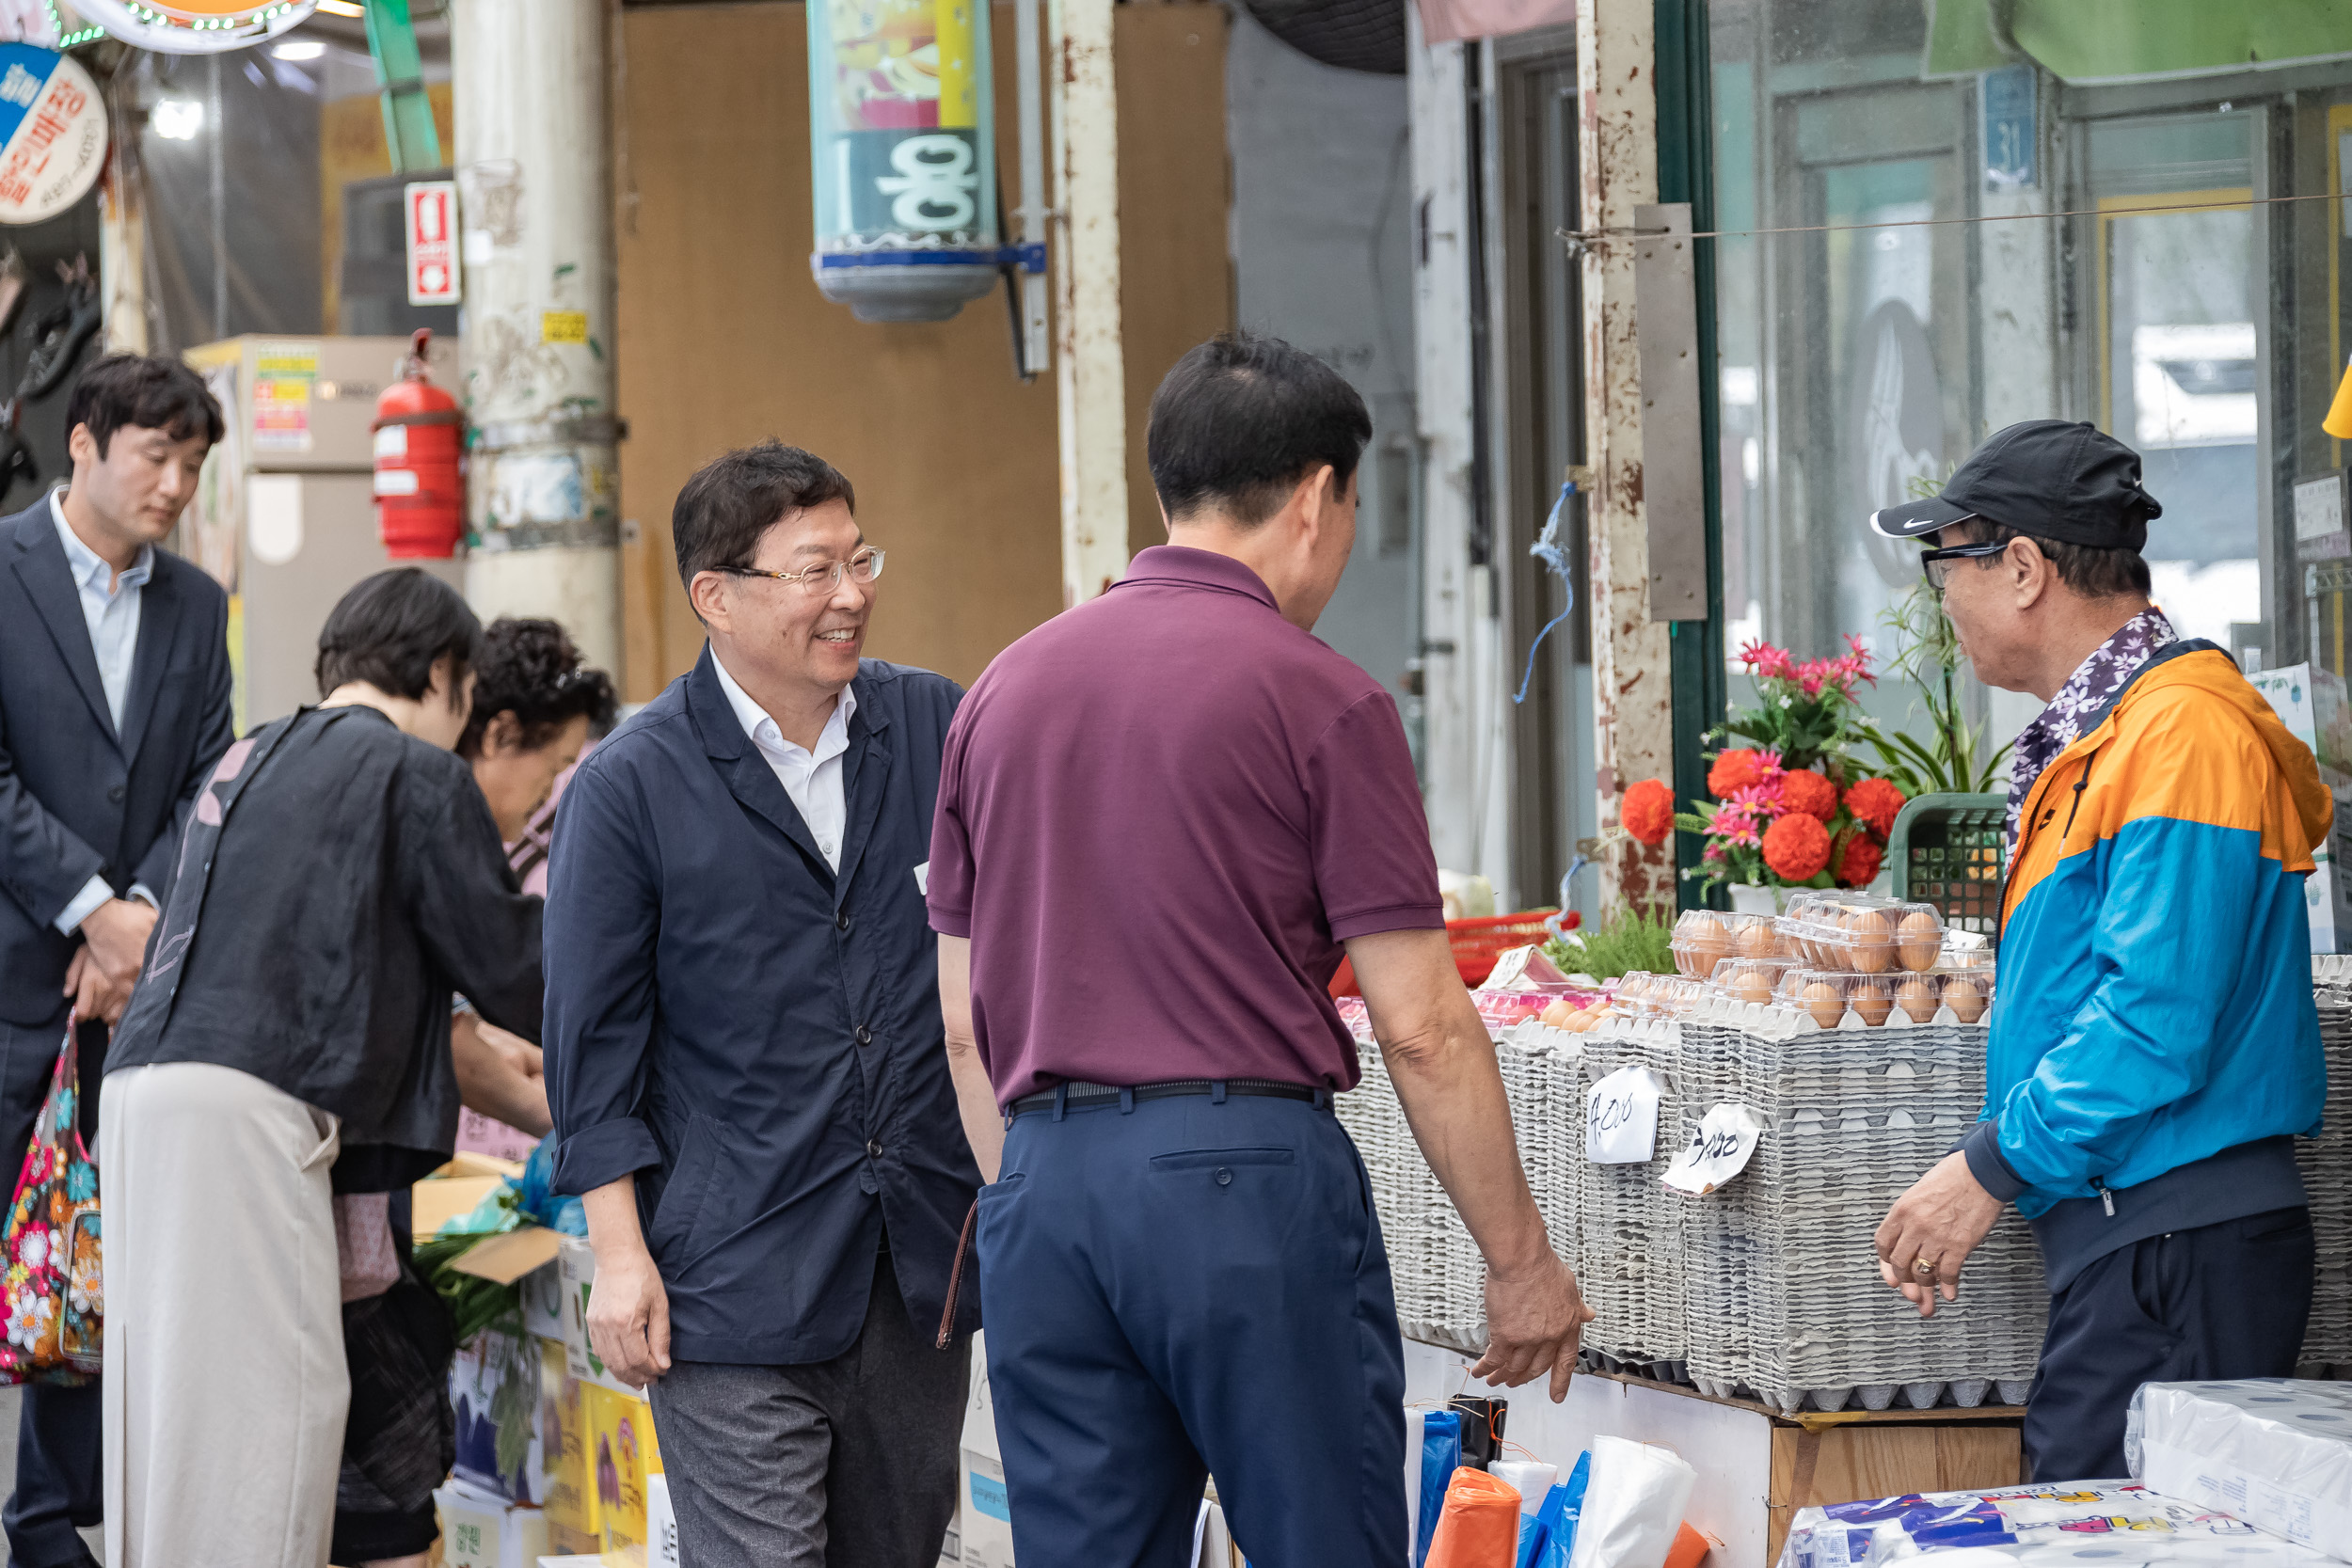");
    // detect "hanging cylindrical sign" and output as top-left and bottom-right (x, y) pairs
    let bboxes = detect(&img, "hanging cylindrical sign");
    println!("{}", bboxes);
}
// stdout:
(0, 45), (103, 226)
(805, 0), (1001, 323)
(70, 0), (317, 55)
